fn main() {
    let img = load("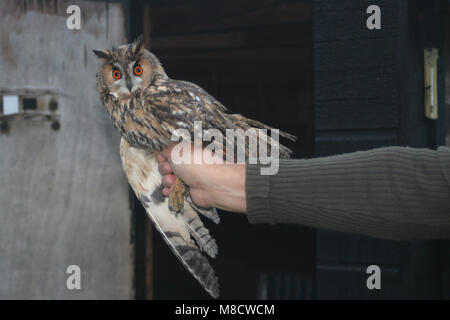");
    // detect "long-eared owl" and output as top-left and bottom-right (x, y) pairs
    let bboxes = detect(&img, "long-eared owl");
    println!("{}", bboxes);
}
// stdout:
(93, 36), (295, 298)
